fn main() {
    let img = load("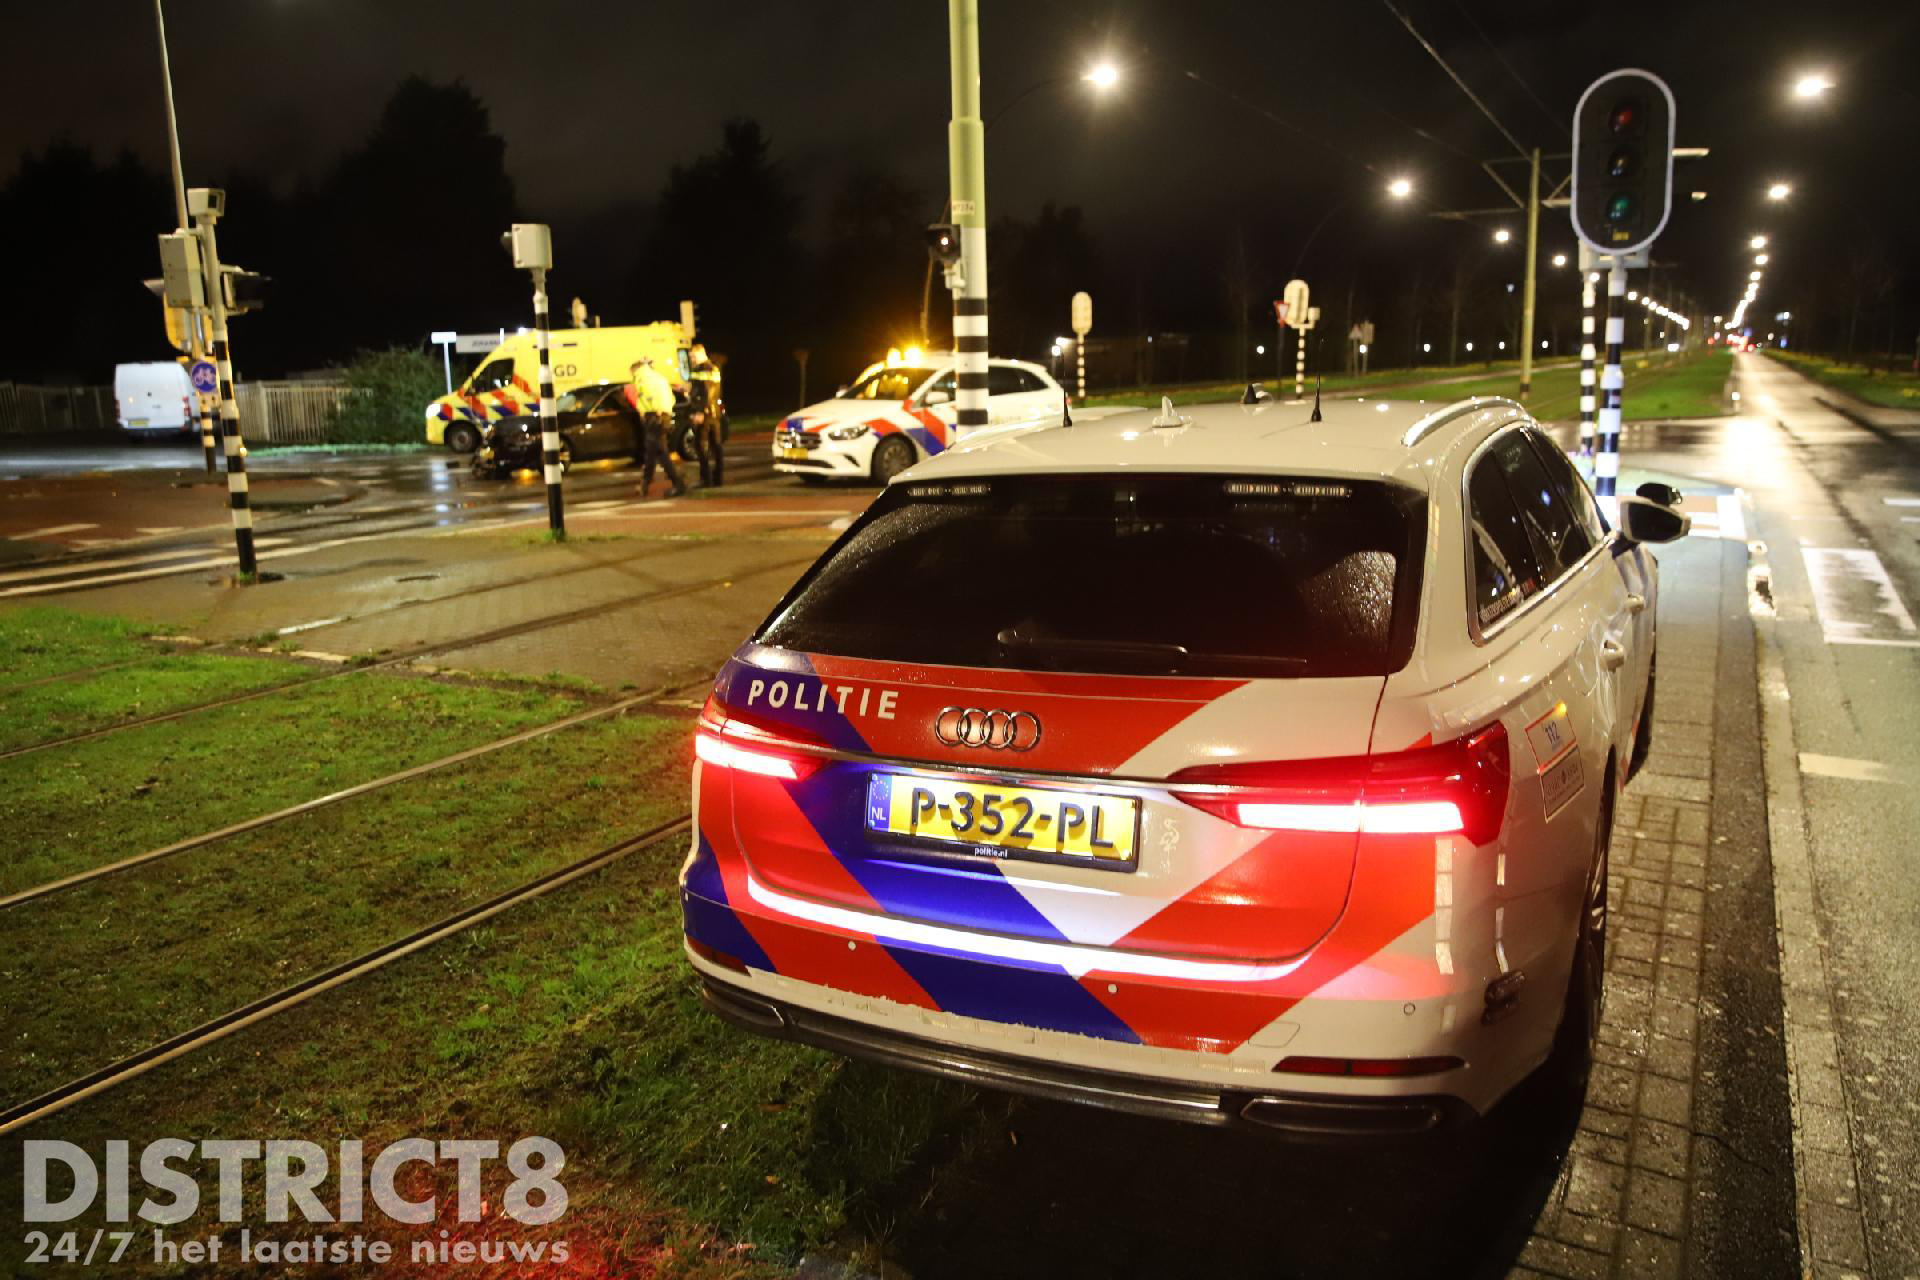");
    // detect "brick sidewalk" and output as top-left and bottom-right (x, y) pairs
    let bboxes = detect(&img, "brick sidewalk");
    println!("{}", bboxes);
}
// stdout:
(1509, 534), (1736, 1279)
